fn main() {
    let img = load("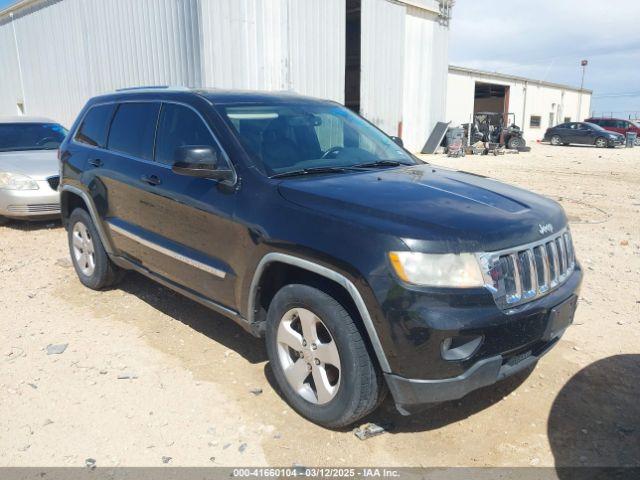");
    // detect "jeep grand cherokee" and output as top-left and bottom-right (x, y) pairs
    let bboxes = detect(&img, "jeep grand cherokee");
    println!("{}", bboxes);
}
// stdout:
(58, 88), (582, 428)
